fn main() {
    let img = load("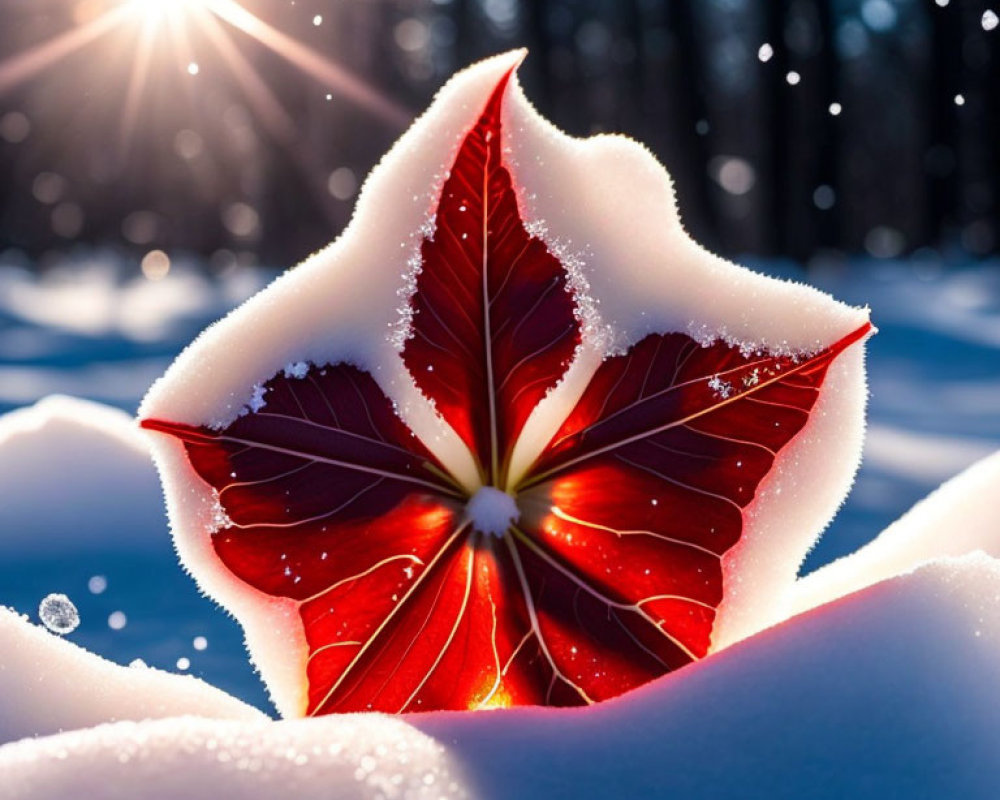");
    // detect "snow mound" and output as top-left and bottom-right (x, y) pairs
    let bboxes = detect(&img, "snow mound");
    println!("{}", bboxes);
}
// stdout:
(0, 717), (461, 800)
(791, 449), (1000, 615)
(418, 555), (1000, 799)
(0, 607), (264, 745)
(0, 396), (161, 554)
(3, 556), (999, 799)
